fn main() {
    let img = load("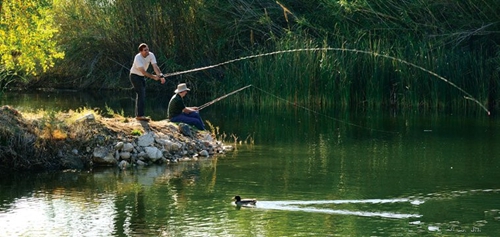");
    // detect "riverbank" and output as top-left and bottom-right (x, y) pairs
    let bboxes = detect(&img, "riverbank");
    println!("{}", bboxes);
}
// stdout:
(0, 105), (229, 172)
